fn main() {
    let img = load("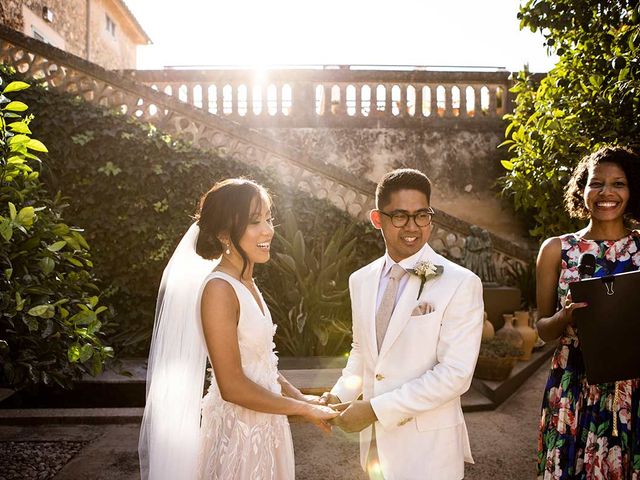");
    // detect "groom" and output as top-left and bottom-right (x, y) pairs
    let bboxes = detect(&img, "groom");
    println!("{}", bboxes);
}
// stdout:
(321, 168), (484, 480)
